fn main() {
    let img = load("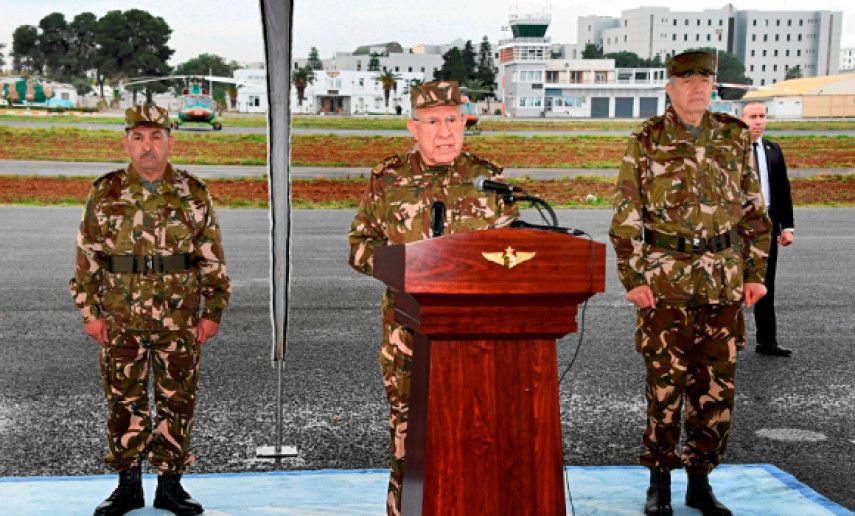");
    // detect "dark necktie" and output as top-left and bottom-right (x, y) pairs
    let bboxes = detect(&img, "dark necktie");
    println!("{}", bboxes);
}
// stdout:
(752, 142), (759, 173)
